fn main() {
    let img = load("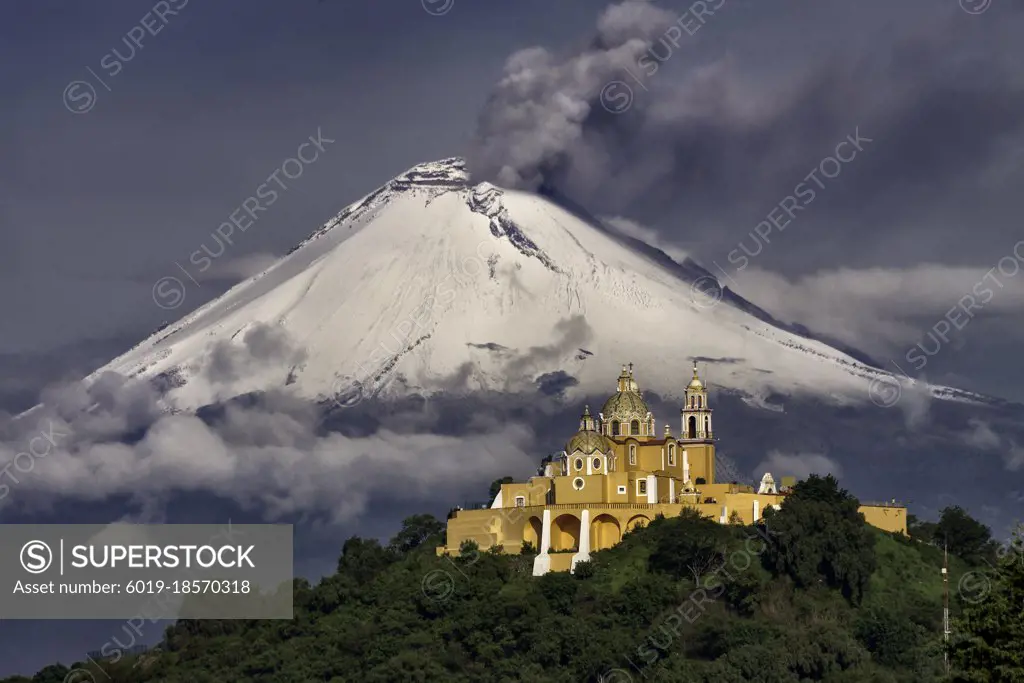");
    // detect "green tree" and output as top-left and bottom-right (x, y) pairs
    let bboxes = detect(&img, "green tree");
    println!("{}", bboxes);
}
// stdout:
(936, 506), (998, 565)
(336, 536), (395, 583)
(950, 526), (1024, 682)
(762, 474), (877, 604)
(908, 513), (938, 544)
(26, 665), (69, 683)
(648, 508), (730, 582)
(573, 559), (595, 579)
(389, 513), (445, 553)
(488, 476), (515, 500)
(4, 493), (997, 683)
(854, 604), (928, 668)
